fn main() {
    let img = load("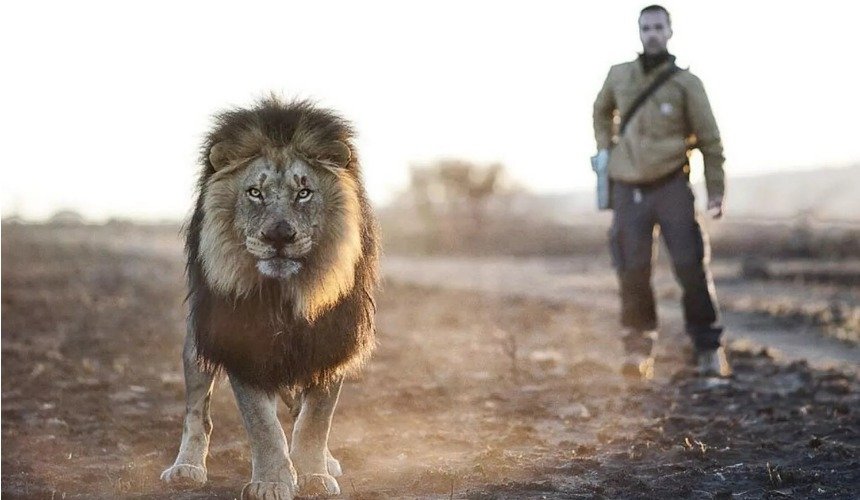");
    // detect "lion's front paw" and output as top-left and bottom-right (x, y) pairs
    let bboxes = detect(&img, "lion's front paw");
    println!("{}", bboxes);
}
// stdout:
(241, 480), (295, 500)
(297, 474), (340, 497)
(160, 463), (207, 487)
